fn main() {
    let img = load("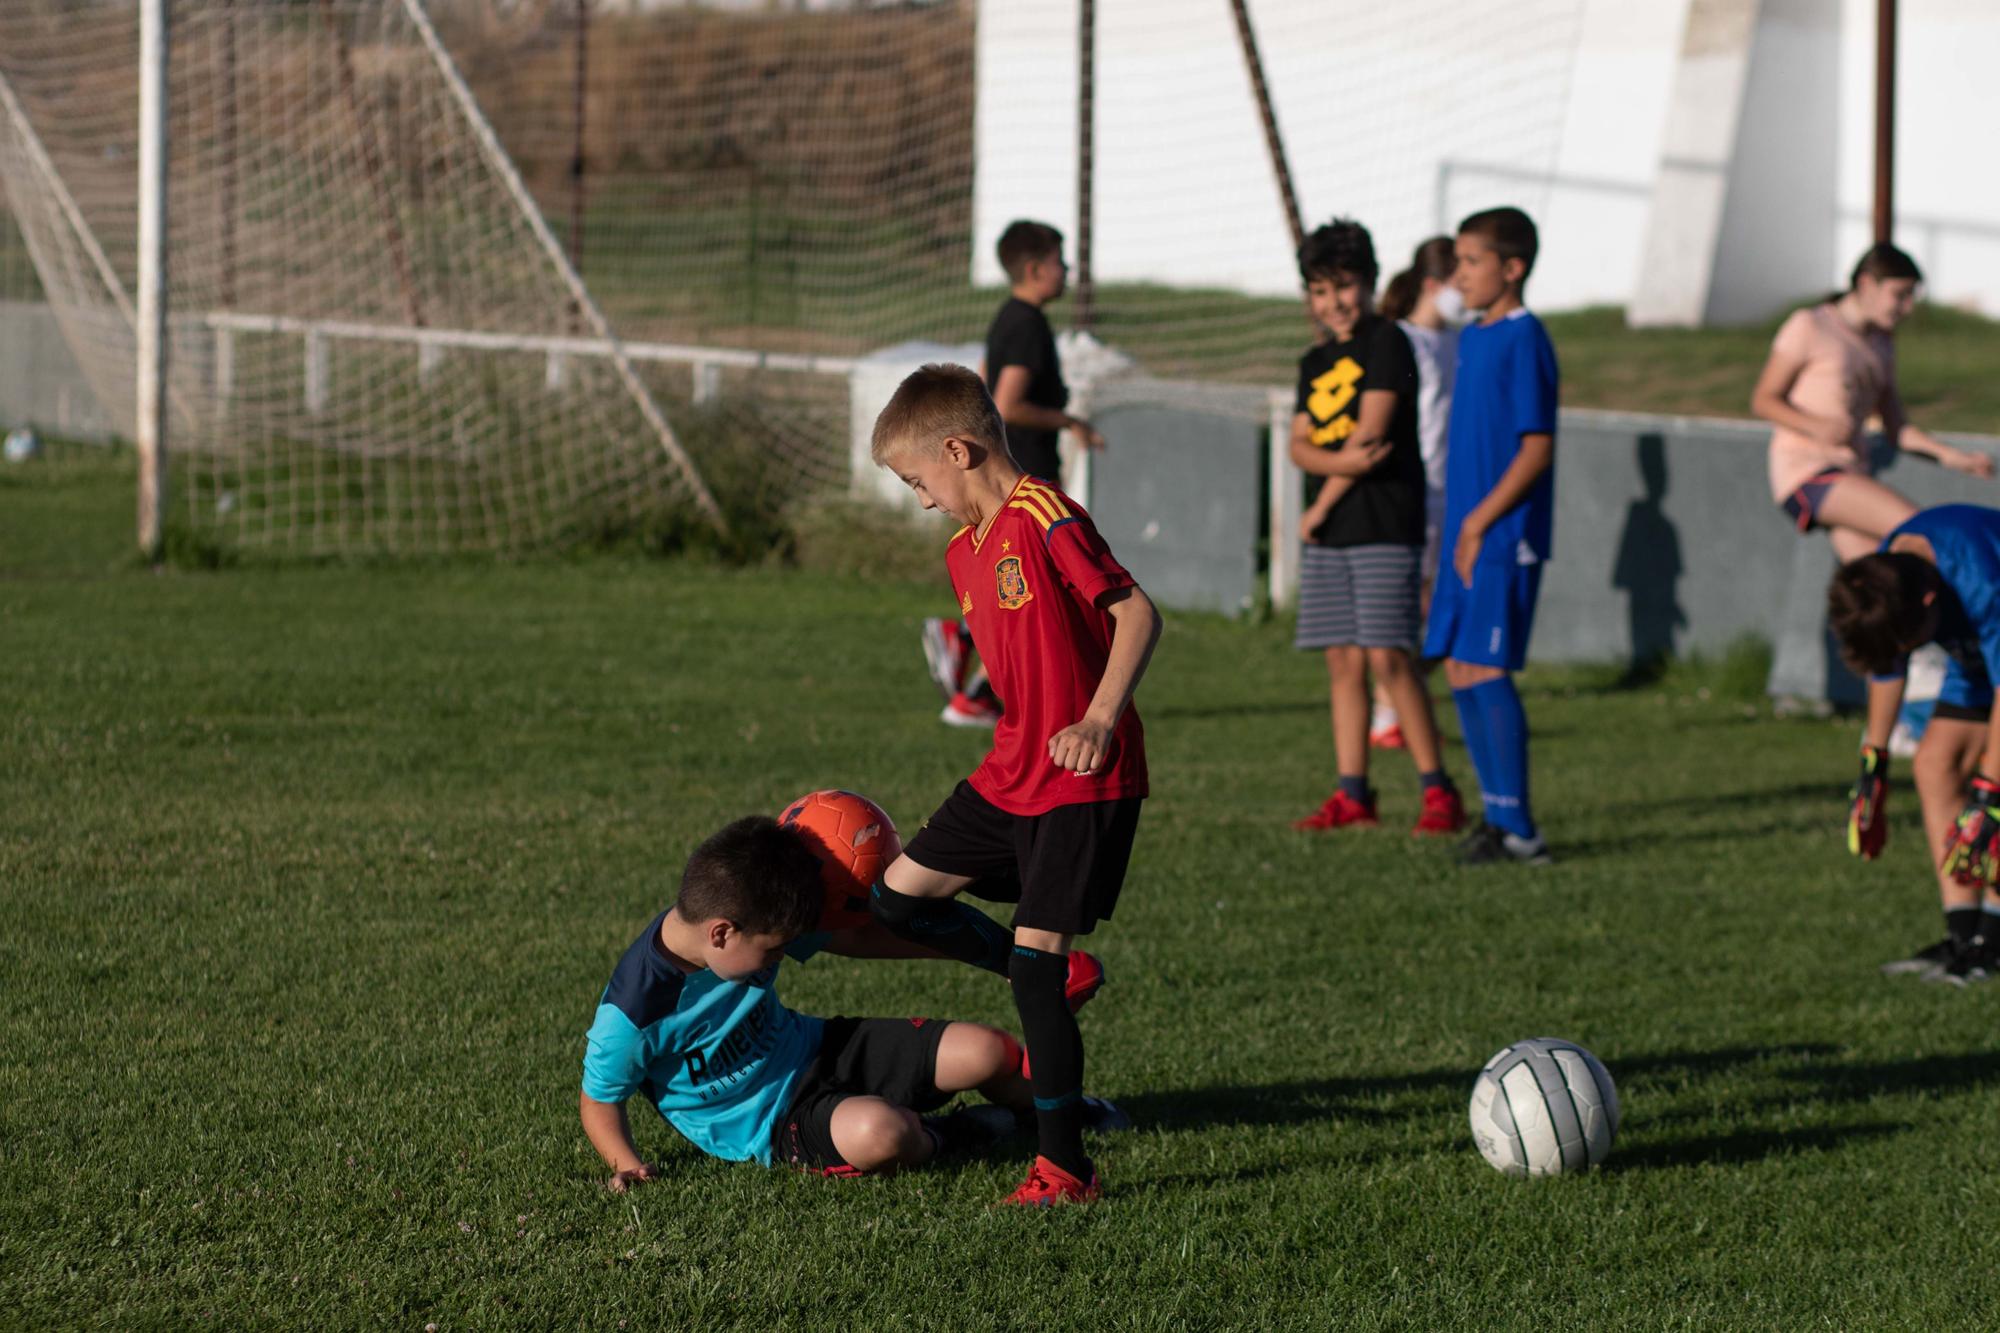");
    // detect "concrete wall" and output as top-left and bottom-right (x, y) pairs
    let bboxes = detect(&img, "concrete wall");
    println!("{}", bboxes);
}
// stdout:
(1264, 407), (2000, 694)
(0, 300), (117, 443)
(975, 0), (2000, 321)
